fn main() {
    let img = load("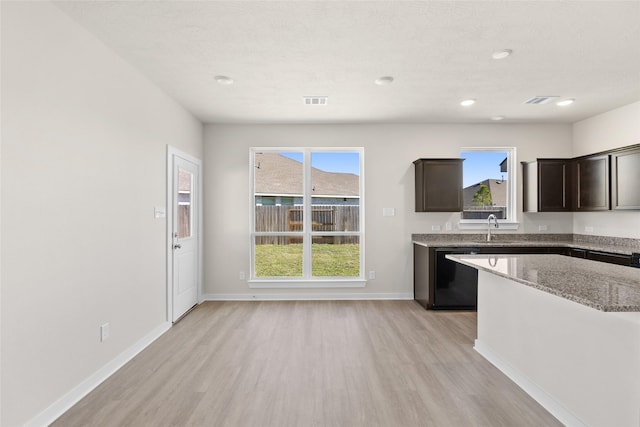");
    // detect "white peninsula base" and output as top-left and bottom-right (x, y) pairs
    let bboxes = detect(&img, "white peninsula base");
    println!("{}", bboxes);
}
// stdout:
(474, 270), (640, 427)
